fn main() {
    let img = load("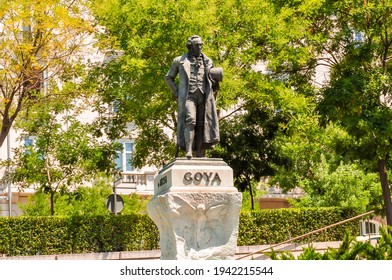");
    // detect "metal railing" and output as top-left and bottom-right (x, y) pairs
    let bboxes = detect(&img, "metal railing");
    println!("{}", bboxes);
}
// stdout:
(236, 210), (376, 260)
(121, 173), (147, 185)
